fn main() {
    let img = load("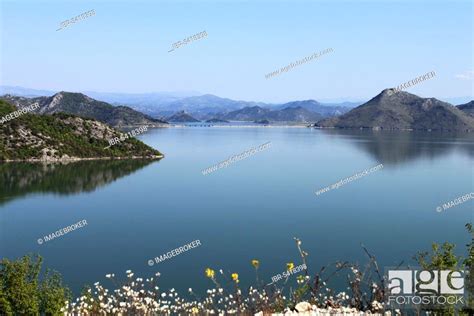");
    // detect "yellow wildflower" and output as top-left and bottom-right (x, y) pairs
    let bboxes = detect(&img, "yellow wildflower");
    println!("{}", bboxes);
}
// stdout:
(251, 259), (260, 268)
(286, 262), (295, 271)
(205, 268), (215, 278)
(191, 307), (199, 314)
(231, 273), (239, 283)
